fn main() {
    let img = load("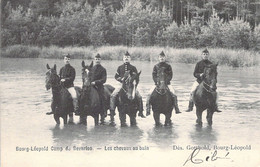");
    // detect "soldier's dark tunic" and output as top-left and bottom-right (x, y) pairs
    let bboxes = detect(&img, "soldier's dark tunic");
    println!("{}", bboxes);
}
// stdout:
(59, 64), (75, 88)
(115, 63), (137, 82)
(193, 59), (212, 83)
(152, 62), (173, 85)
(90, 64), (107, 112)
(90, 64), (107, 89)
